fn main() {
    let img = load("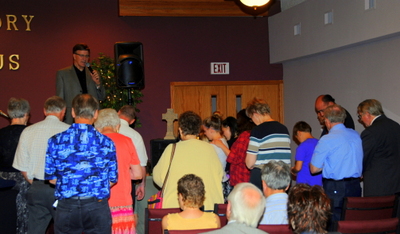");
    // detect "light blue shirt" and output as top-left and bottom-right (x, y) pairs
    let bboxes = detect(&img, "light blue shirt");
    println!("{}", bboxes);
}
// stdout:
(259, 193), (288, 225)
(311, 124), (363, 180)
